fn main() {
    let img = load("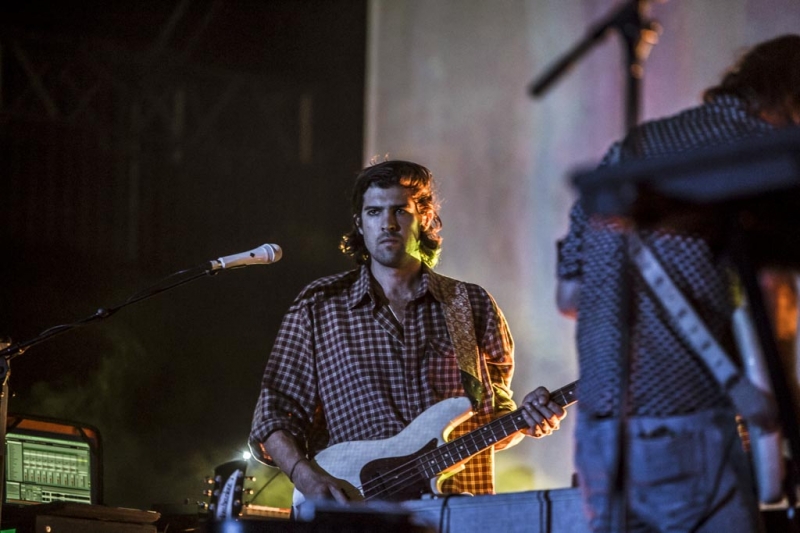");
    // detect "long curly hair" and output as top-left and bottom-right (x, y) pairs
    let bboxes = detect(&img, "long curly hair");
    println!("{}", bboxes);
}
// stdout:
(339, 160), (443, 268)
(704, 34), (800, 123)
